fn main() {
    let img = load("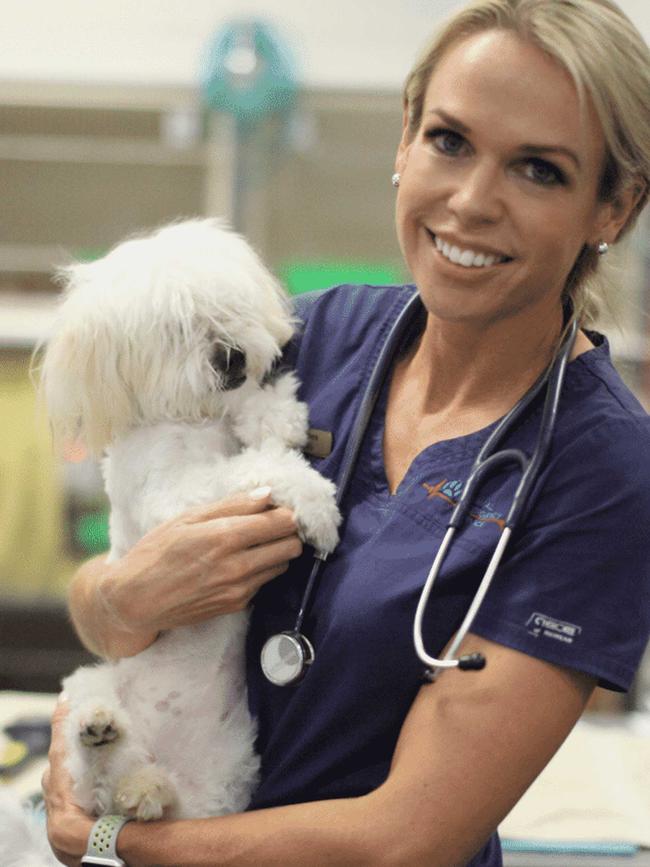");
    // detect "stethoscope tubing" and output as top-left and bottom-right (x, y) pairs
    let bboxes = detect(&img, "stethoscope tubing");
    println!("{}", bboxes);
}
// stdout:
(414, 316), (578, 678)
(260, 294), (423, 686)
(289, 293), (424, 632)
(261, 293), (579, 686)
